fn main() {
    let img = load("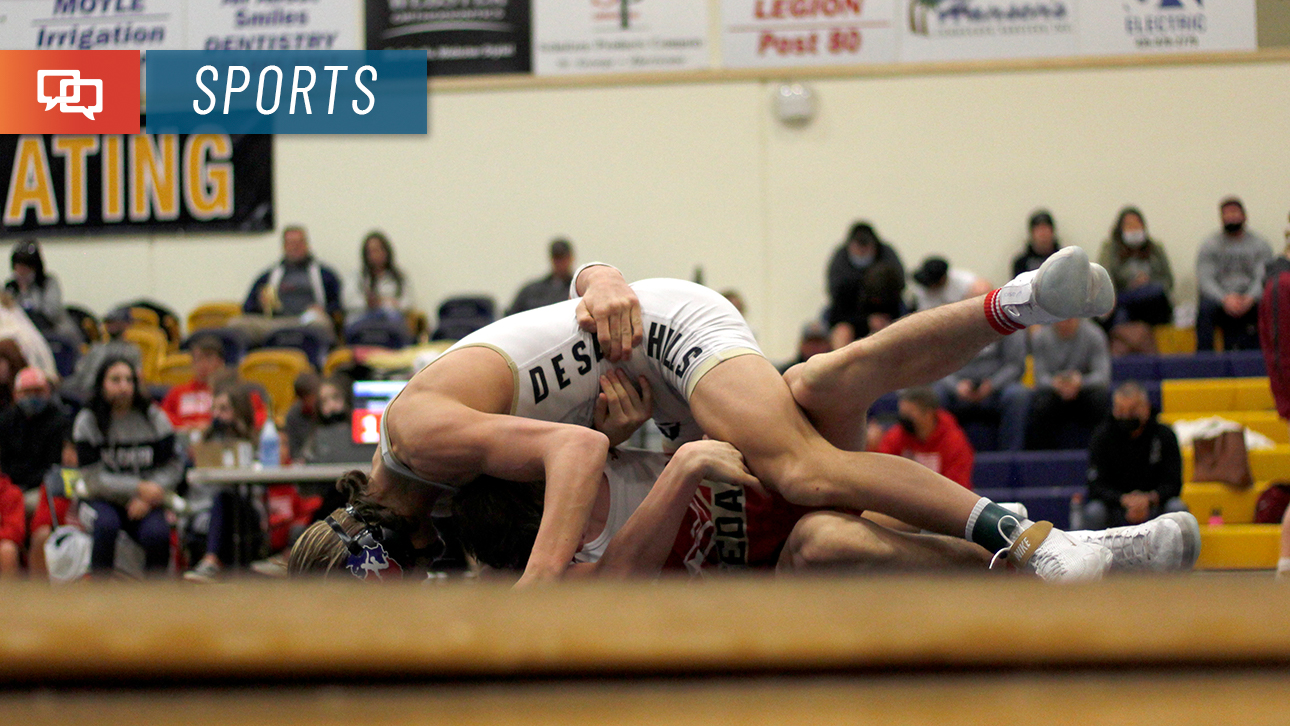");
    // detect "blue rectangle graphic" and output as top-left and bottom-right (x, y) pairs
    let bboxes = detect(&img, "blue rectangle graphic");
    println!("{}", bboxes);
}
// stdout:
(145, 51), (427, 134)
